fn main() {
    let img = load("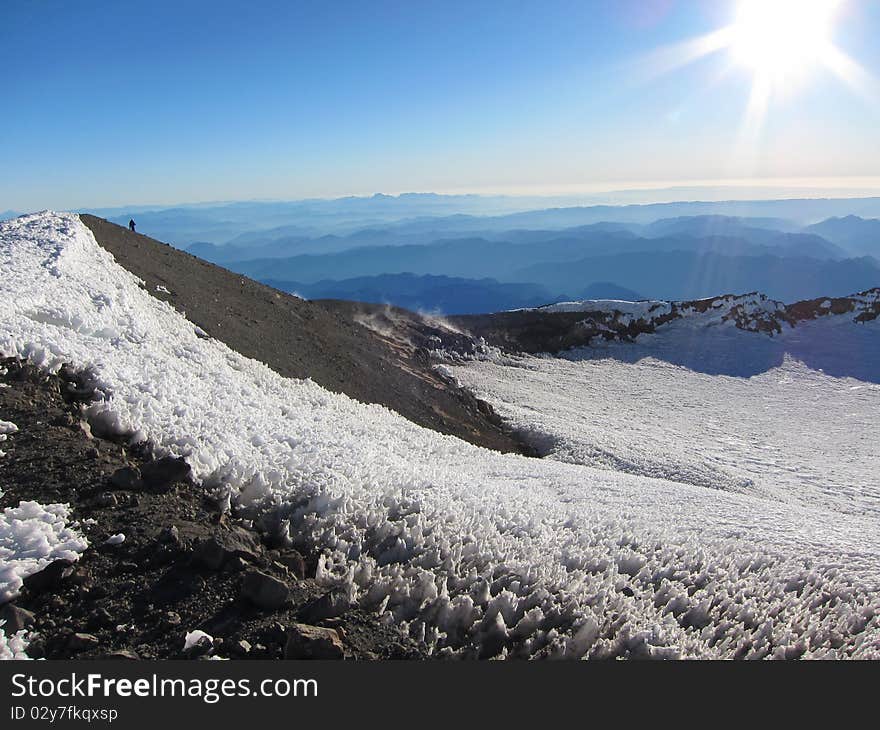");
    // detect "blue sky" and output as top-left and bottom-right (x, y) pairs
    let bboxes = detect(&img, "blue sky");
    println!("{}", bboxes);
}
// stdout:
(2, 0), (879, 211)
